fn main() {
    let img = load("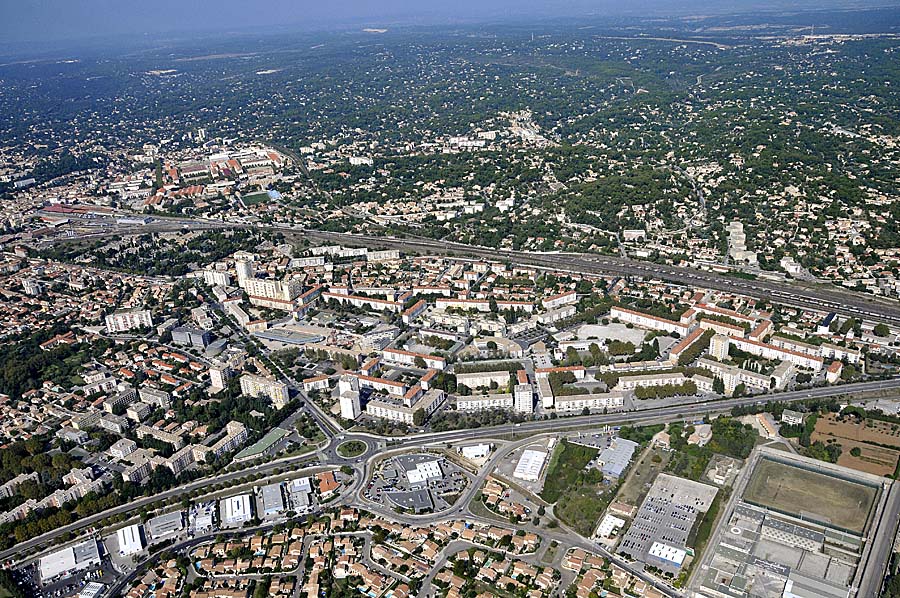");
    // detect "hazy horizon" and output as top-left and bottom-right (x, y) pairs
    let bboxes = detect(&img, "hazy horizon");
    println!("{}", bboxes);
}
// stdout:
(2, 0), (897, 48)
